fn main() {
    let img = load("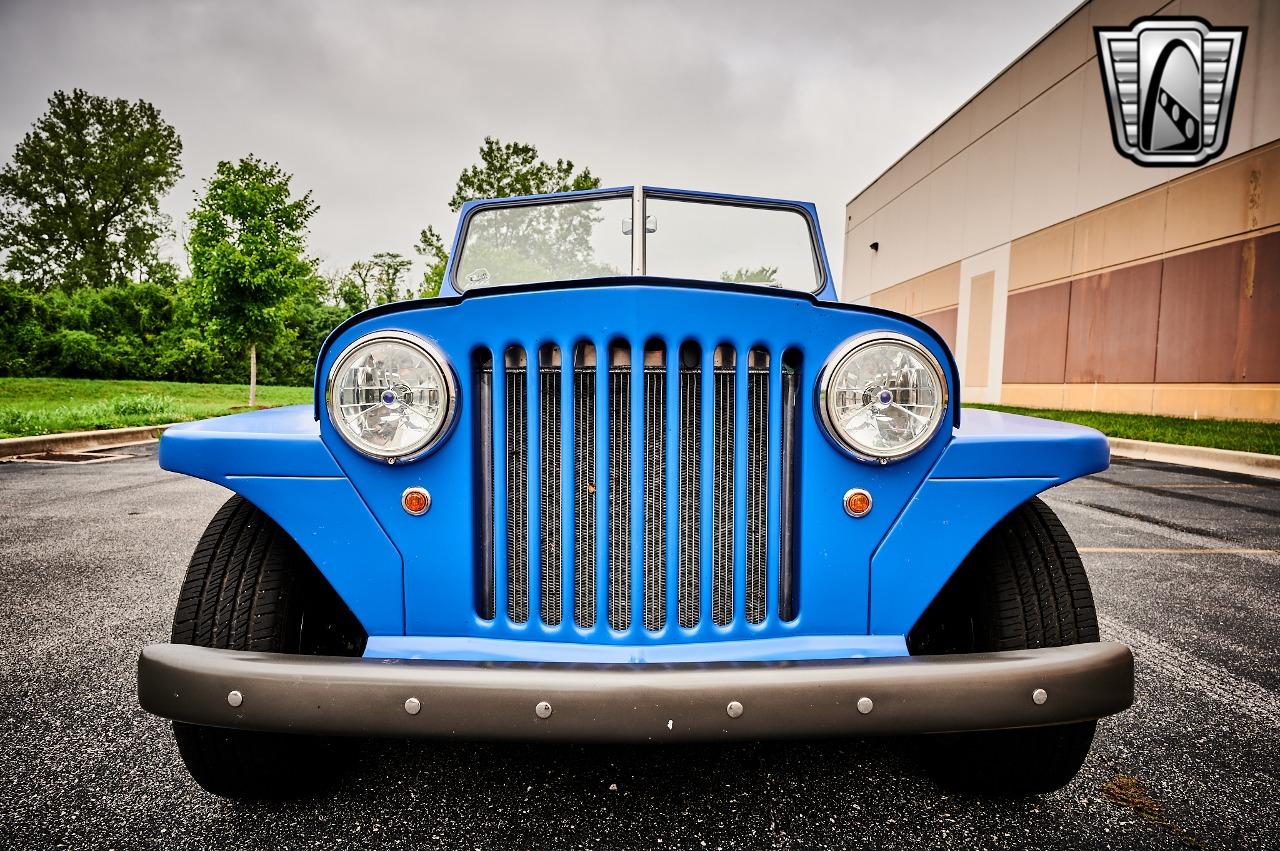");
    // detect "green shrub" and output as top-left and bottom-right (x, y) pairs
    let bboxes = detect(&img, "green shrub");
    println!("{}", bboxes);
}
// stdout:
(45, 328), (110, 376)
(0, 272), (345, 387)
